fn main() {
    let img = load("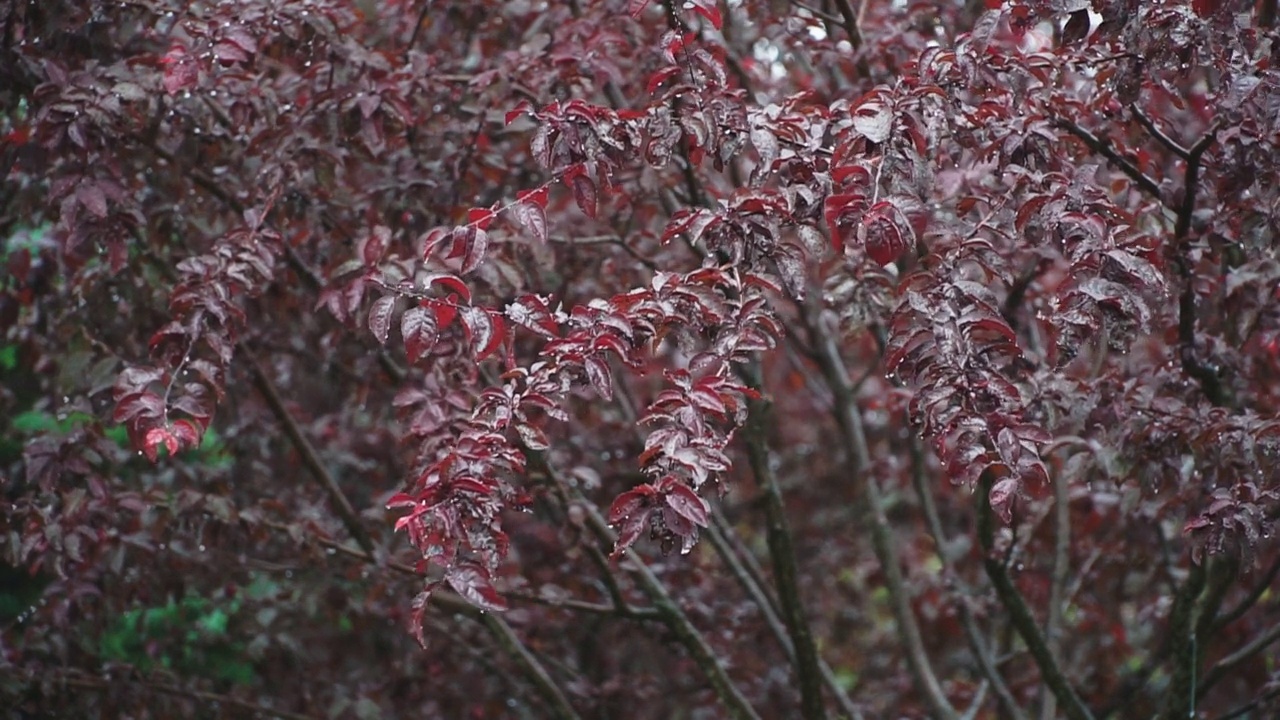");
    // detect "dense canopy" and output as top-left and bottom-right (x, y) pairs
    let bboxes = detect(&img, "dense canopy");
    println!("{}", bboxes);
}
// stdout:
(3, 0), (1280, 718)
